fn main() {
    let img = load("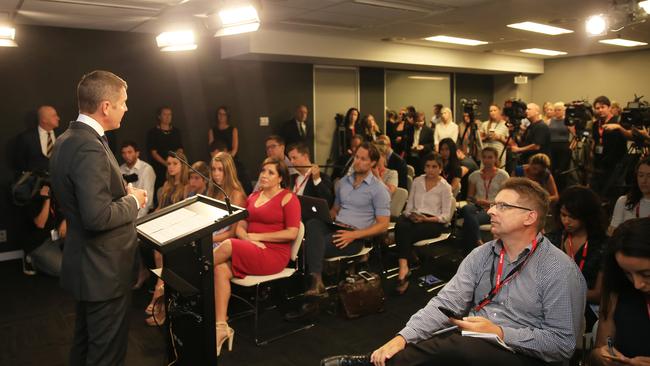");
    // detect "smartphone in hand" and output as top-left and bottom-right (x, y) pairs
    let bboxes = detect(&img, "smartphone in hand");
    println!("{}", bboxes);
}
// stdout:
(438, 306), (463, 320)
